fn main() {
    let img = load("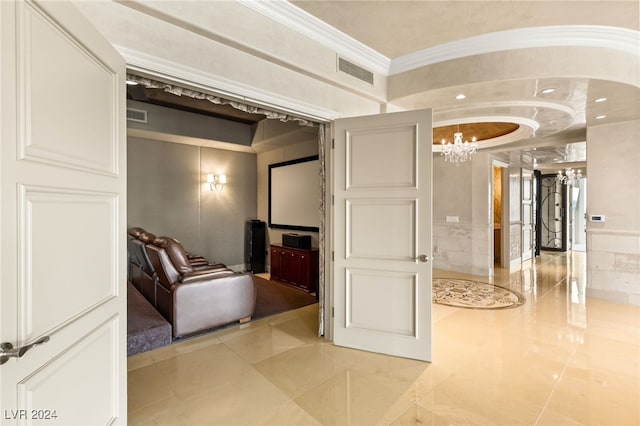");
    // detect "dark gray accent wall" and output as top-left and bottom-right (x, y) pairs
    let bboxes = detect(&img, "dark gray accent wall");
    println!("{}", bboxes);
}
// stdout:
(127, 100), (254, 146)
(128, 137), (257, 268)
(200, 146), (258, 266)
